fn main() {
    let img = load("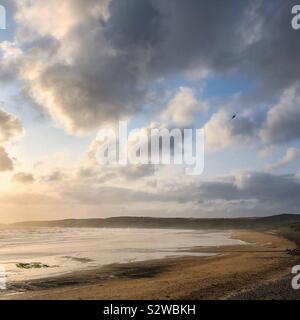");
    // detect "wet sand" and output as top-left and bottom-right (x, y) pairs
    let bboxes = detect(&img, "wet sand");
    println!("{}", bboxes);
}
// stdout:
(3, 230), (300, 300)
